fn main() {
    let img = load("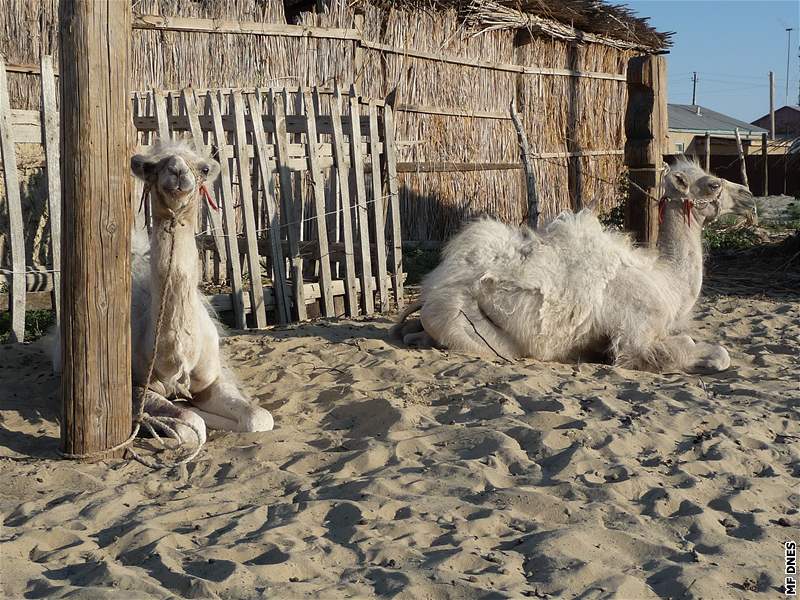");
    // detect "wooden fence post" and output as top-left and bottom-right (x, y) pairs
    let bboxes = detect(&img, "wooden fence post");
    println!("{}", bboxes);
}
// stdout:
(41, 56), (62, 328)
(624, 54), (667, 247)
(60, 0), (132, 460)
(734, 128), (749, 189)
(0, 56), (26, 342)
